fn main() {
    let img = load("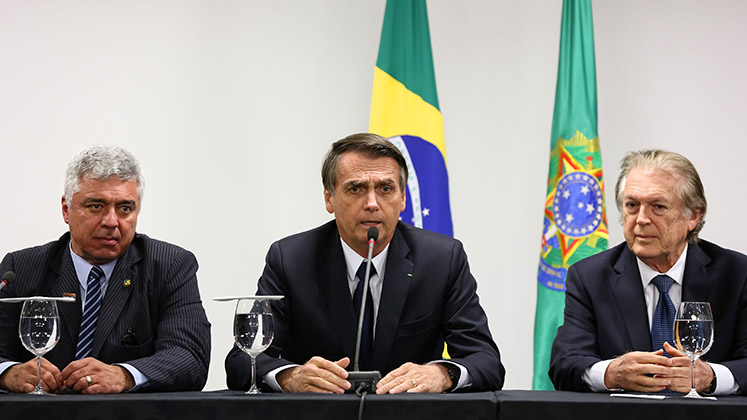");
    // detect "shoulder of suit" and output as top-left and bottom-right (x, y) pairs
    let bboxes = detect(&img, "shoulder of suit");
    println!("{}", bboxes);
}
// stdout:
(395, 221), (462, 248)
(6, 233), (69, 260)
(130, 233), (195, 259)
(568, 241), (629, 270)
(694, 239), (747, 265)
(273, 220), (338, 246)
